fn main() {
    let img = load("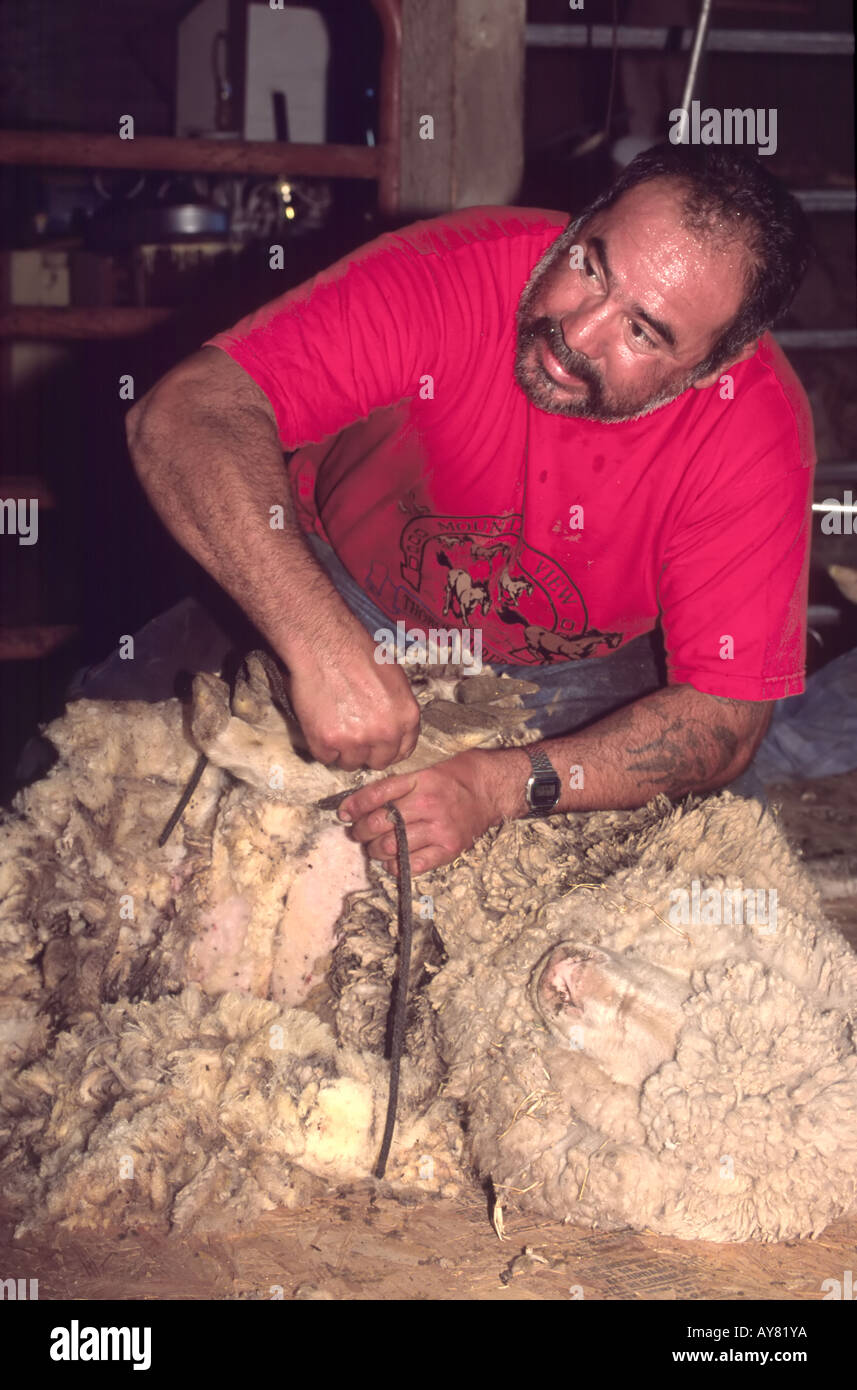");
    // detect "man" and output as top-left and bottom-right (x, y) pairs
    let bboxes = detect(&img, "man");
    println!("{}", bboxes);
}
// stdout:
(126, 143), (814, 877)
